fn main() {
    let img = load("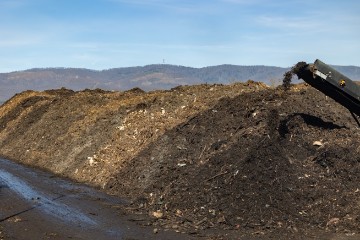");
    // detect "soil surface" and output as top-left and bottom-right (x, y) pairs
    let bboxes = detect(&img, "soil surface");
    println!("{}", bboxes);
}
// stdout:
(0, 81), (360, 239)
